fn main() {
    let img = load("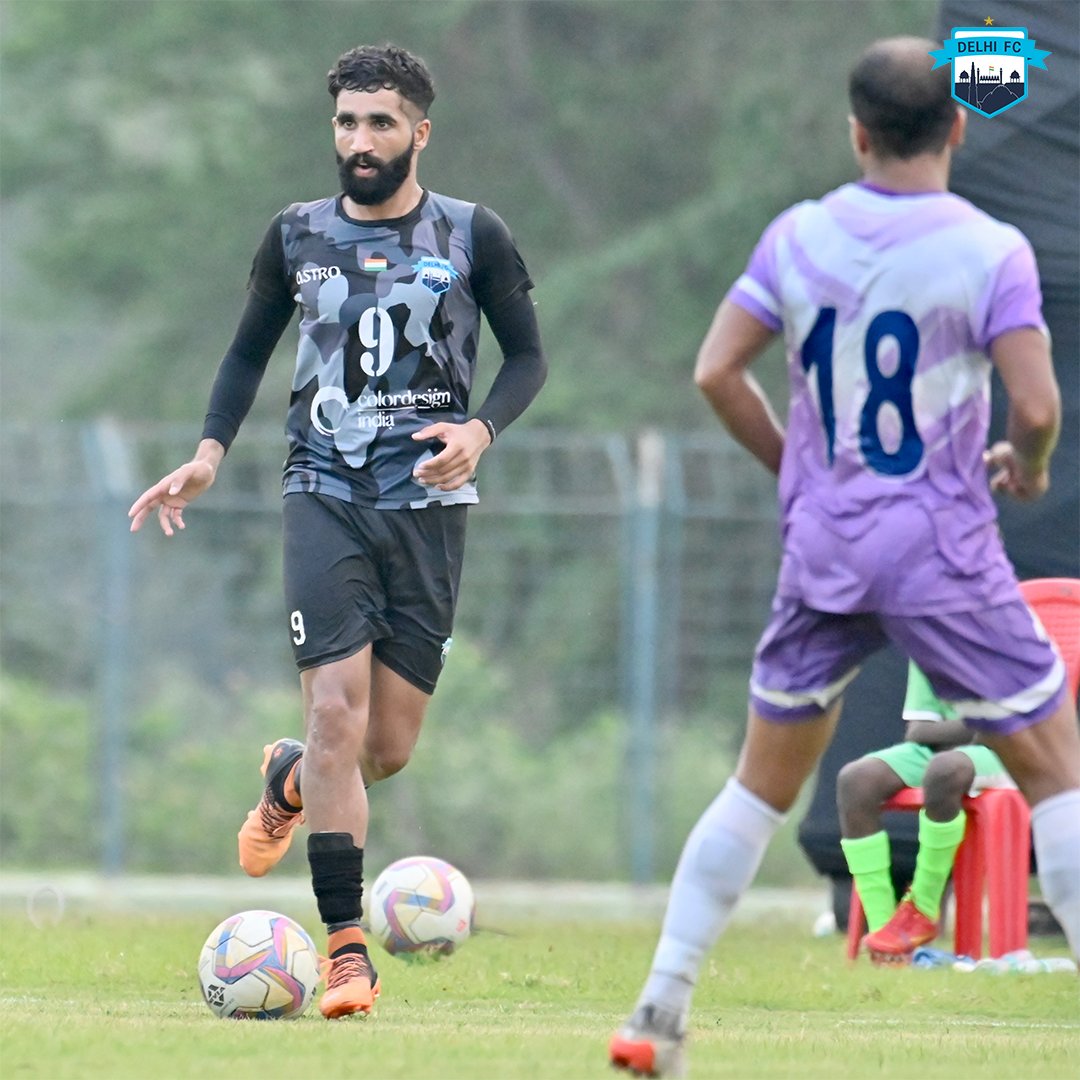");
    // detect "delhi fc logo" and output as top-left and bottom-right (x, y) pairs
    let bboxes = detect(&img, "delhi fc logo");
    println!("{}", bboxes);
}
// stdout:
(412, 256), (459, 296)
(930, 26), (1050, 118)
